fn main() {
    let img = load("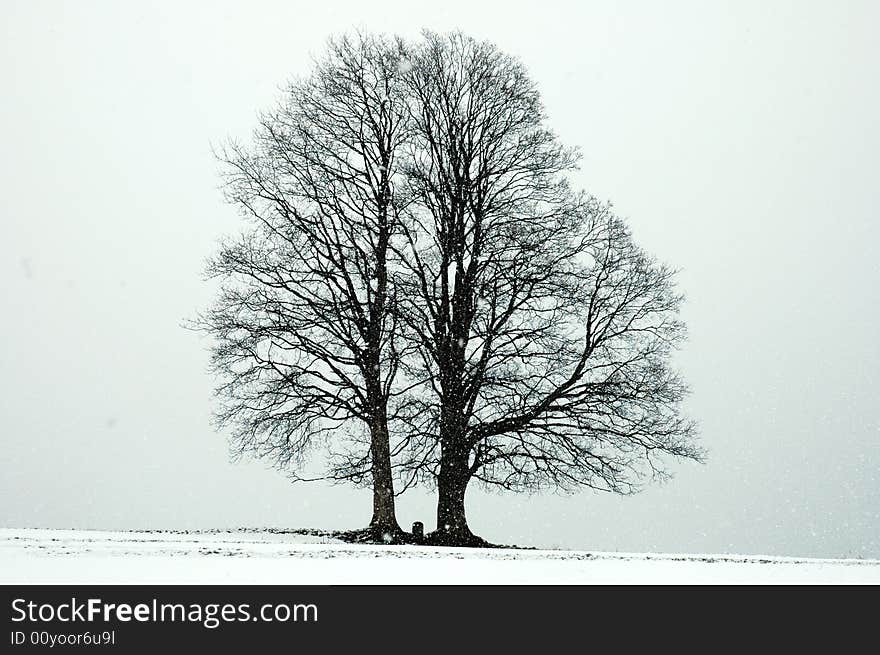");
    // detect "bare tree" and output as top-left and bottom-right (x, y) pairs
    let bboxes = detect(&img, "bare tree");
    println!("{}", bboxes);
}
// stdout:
(197, 30), (700, 547)
(197, 33), (413, 541)
(395, 33), (701, 545)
